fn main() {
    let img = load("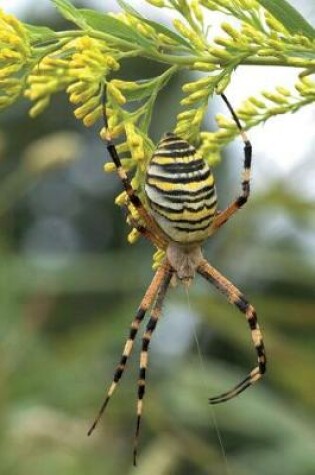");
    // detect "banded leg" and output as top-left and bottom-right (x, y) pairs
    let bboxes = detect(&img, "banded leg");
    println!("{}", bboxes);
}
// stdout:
(210, 93), (252, 233)
(101, 85), (168, 250)
(133, 263), (173, 466)
(197, 259), (266, 404)
(87, 262), (169, 436)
